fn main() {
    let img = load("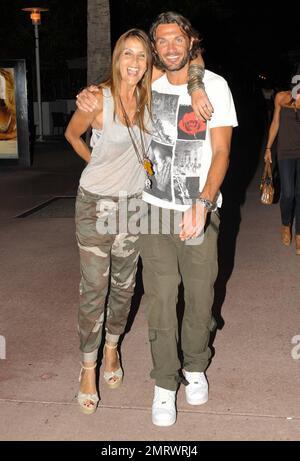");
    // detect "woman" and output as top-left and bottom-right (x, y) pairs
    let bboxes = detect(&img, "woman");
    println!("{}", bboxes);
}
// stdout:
(65, 29), (153, 414)
(264, 78), (300, 254)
